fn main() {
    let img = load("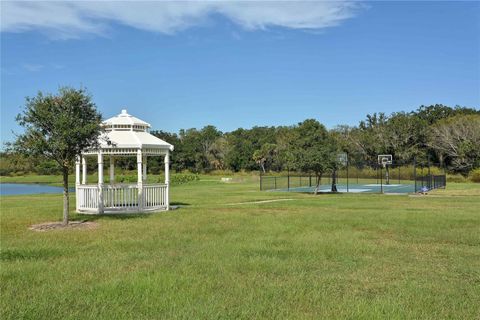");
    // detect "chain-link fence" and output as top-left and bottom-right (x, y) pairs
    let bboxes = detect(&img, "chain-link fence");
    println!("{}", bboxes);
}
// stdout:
(260, 158), (446, 194)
